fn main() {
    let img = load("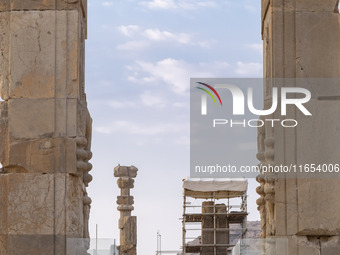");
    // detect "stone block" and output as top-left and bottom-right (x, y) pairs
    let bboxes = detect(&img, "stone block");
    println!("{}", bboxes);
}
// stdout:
(8, 11), (56, 99)
(117, 178), (134, 189)
(6, 173), (55, 235)
(321, 236), (340, 255)
(0, 10), (83, 100)
(8, 99), (55, 139)
(295, 0), (338, 12)
(117, 196), (134, 205)
(296, 13), (340, 78)
(297, 178), (340, 235)
(7, 138), (77, 174)
(0, 0), (86, 15)
(114, 165), (138, 178)
(0, 173), (84, 236)
(120, 216), (137, 246)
